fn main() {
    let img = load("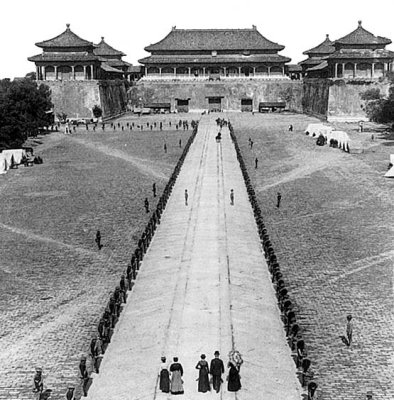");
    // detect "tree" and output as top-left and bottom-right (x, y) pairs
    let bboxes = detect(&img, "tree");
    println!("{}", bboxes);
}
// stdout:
(92, 105), (102, 118)
(0, 78), (53, 149)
